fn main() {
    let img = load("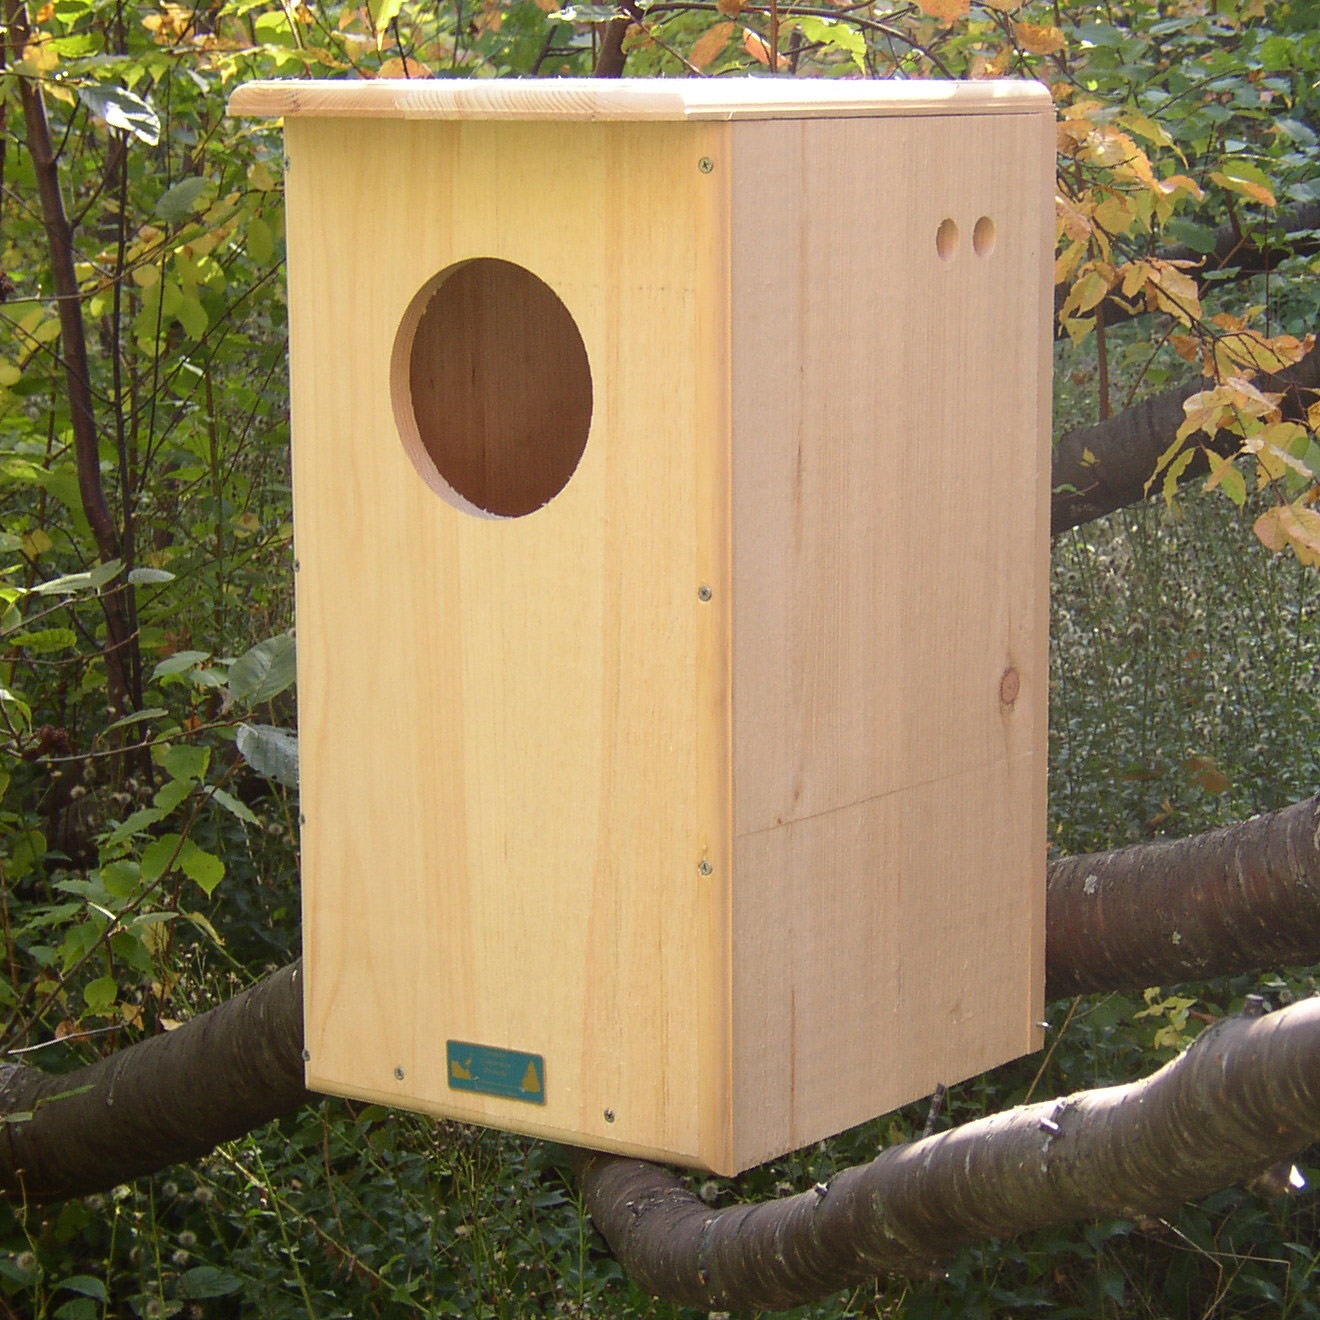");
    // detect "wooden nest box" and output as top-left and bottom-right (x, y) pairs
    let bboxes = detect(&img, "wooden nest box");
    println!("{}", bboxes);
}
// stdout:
(229, 77), (1054, 1176)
